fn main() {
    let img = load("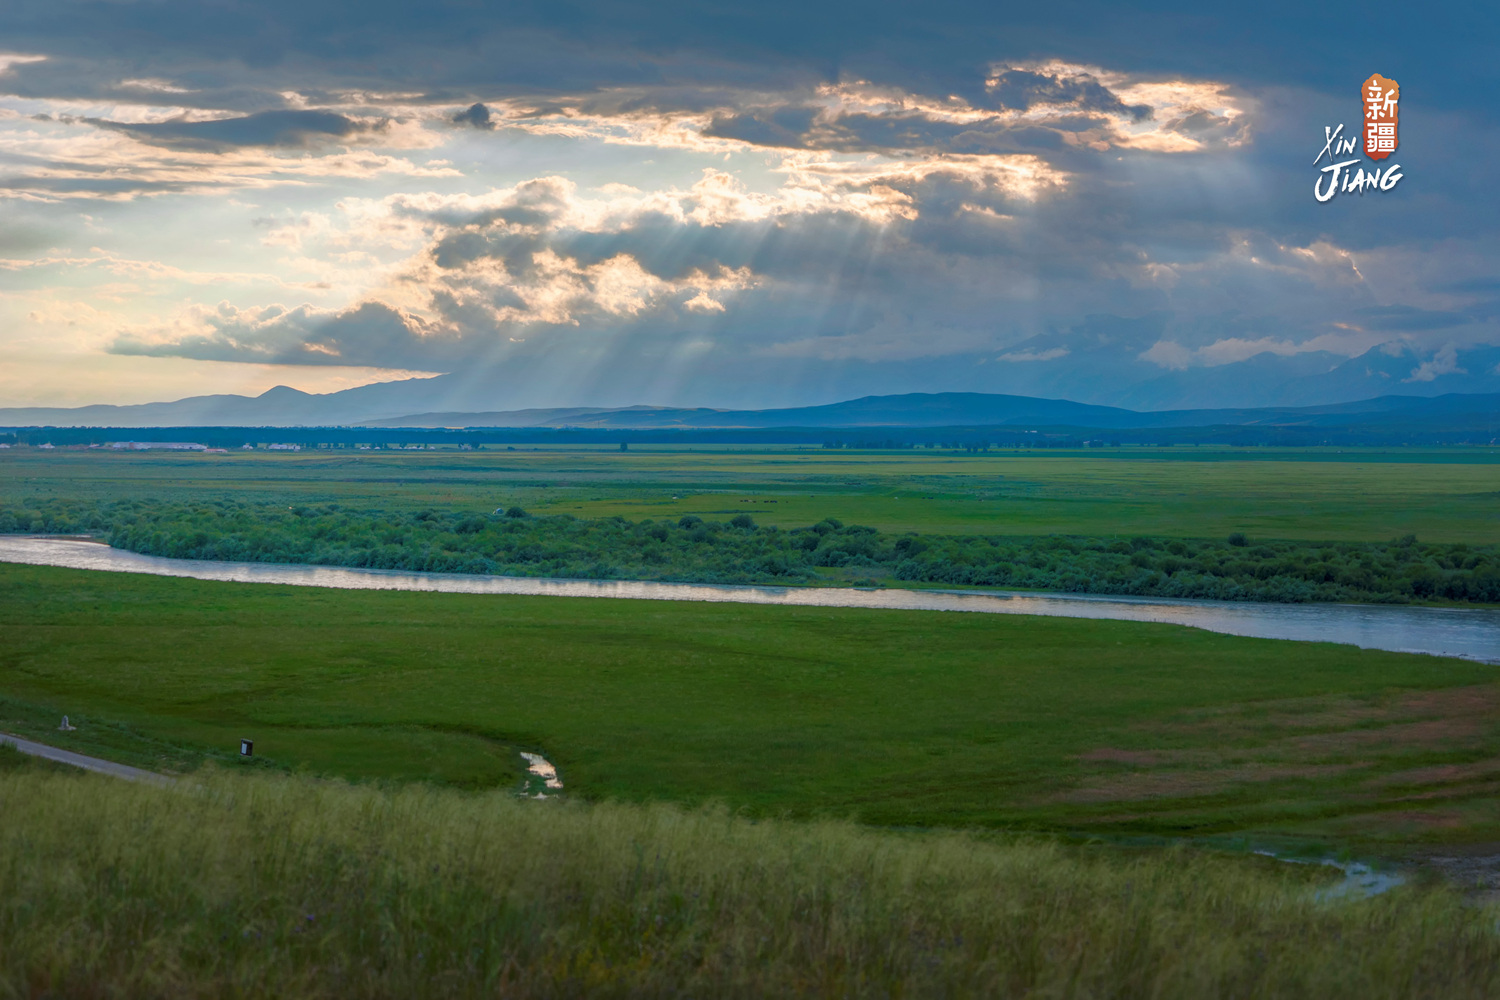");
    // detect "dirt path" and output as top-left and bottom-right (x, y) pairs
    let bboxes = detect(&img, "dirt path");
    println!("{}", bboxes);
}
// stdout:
(0, 733), (173, 786)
